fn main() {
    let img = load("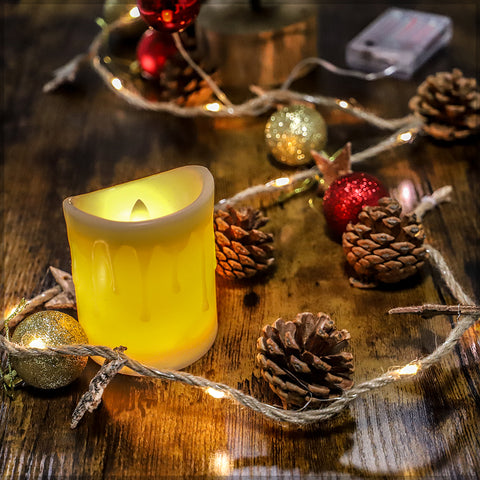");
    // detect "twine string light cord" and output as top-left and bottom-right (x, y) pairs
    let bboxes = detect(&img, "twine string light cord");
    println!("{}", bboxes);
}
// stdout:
(171, 32), (232, 107)
(217, 122), (422, 209)
(20, 9), (479, 426)
(43, 10), (420, 128)
(413, 186), (453, 219)
(413, 186), (453, 220)
(0, 242), (477, 425)
(281, 57), (398, 89)
(389, 304), (480, 316)
(1, 193), (478, 426)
